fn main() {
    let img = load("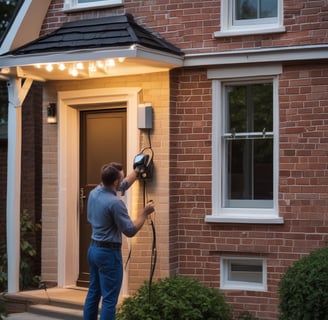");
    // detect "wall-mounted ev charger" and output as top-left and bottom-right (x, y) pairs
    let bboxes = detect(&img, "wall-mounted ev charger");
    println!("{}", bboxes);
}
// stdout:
(138, 103), (153, 129)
